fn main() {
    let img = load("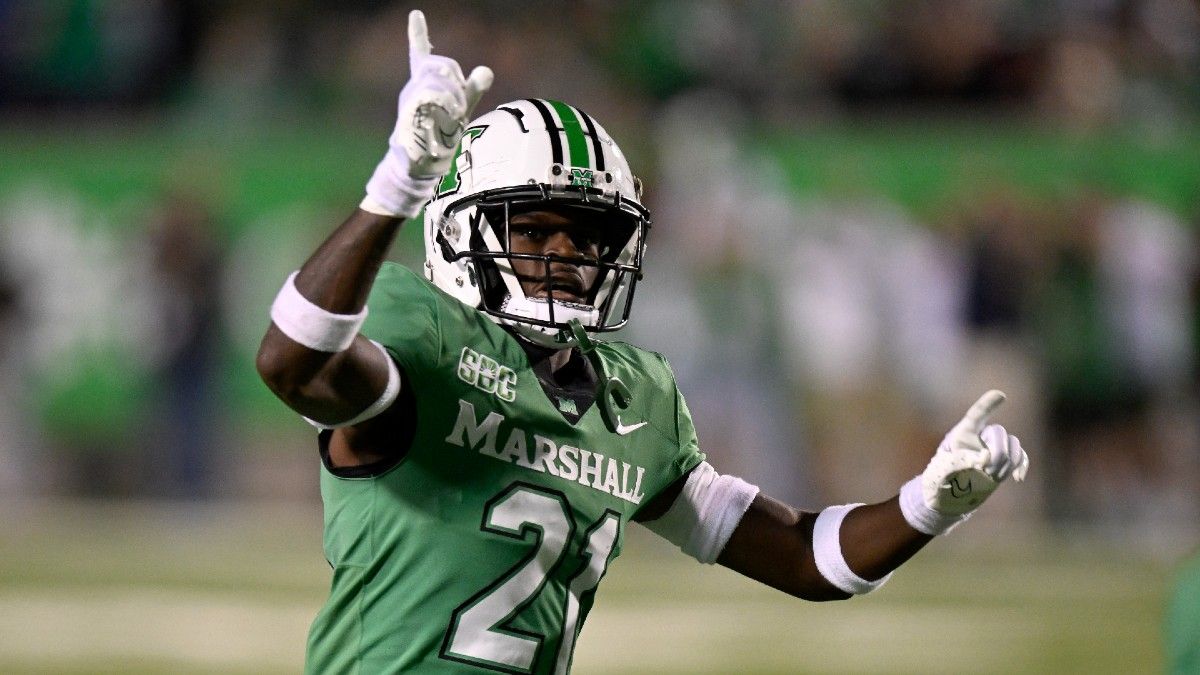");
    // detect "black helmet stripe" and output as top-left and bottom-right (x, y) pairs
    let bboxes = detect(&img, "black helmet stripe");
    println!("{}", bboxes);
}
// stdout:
(524, 98), (564, 166)
(574, 106), (606, 172)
